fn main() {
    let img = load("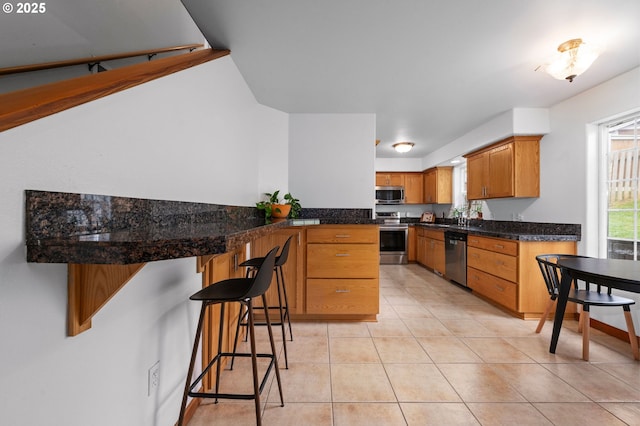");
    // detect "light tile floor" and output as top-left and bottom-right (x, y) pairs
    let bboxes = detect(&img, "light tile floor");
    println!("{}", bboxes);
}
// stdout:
(188, 264), (640, 425)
